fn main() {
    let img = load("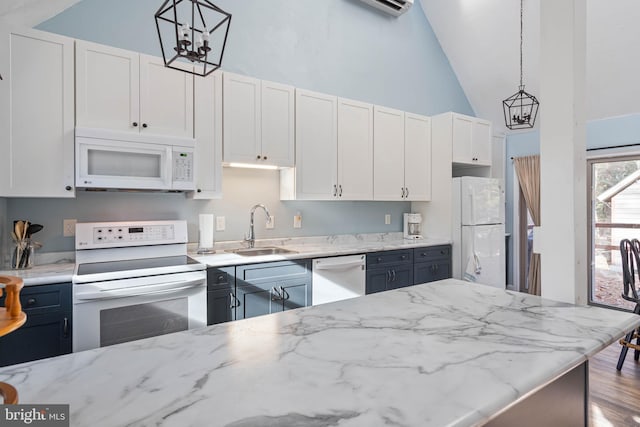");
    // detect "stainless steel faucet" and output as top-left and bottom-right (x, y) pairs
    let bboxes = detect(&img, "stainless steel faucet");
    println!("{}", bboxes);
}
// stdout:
(245, 204), (272, 248)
